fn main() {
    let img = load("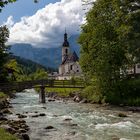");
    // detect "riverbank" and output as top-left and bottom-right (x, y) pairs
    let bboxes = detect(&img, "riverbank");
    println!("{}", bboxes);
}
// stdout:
(46, 90), (140, 113)
(0, 92), (30, 140)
